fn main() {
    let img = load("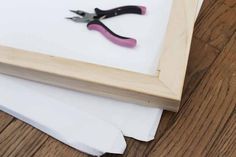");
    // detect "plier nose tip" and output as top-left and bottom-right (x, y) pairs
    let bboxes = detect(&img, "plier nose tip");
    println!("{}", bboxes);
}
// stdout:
(69, 10), (87, 16)
(65, 17), (73, 20)
(69, 10), (78, 14)
(66, 16), (88, 23)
